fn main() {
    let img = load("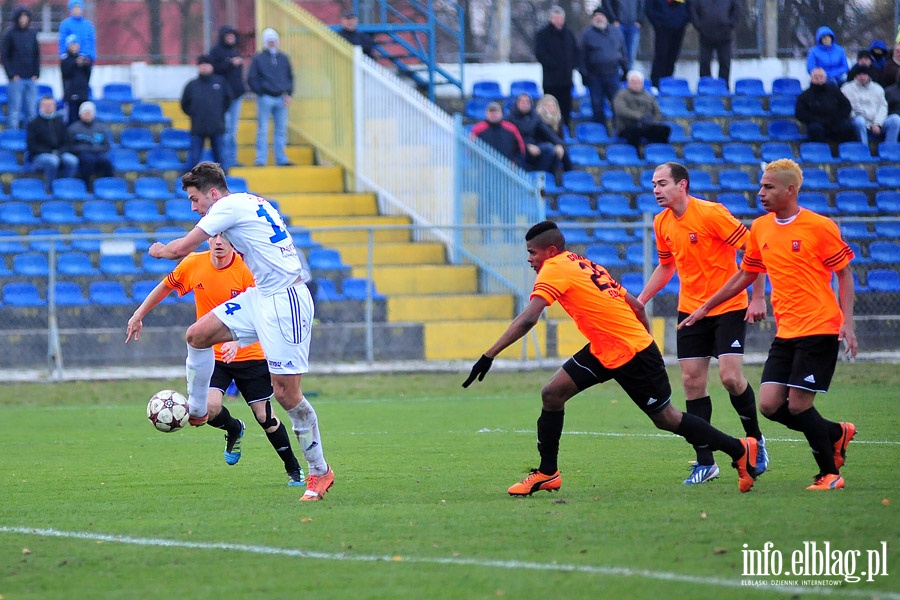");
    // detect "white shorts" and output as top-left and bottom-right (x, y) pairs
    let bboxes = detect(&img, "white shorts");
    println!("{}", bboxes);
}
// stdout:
(211, 283), (315, 375)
